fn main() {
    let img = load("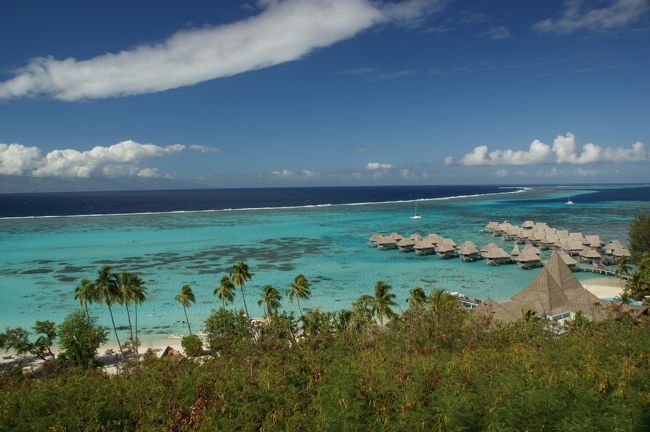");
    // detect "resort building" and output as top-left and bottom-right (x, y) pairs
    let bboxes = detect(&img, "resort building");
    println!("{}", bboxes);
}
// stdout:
(409, 232), (422, 242)
(377, 236), (398, 250)
(515, 250), (542, 269)
(604, 240), (624, 255)
(474, 252), (607, 326)
(368, 233), (382, 247)
(397, 237), (416, 252)
(579, 248), (601, 264)
(521, 220), (535, 229)
(558, 252), (578, 270)
(425, 233), (444, 245)
(458, 241), (481, 262)
(436, 241), (458, 259)
(562, 240), (584, 256)
(480, 243), (499, 257)
(414, 240), (436, 255)
(612, 248), (631, 260)
(483, 247), (512, 266)
(484, 221), (499, 233)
